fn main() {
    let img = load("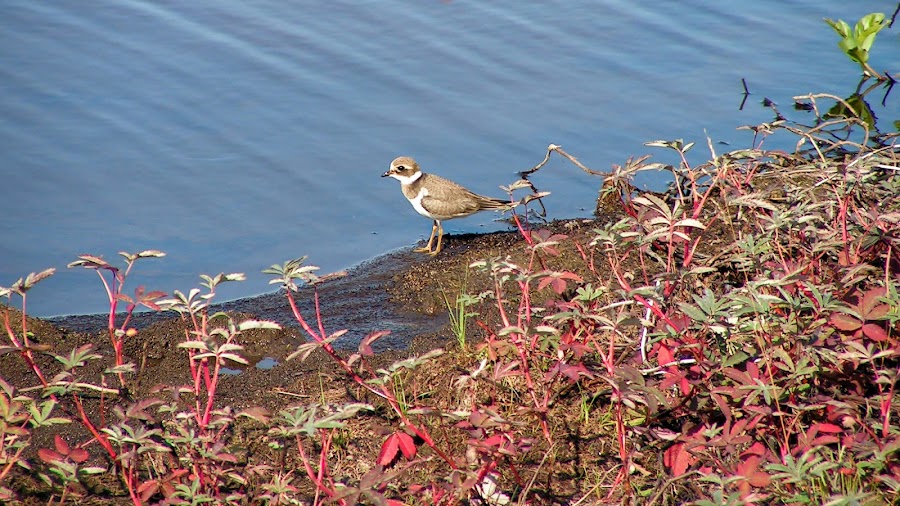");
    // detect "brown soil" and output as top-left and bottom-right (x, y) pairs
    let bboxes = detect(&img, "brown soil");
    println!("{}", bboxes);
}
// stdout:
(2, 182), (749, 503)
